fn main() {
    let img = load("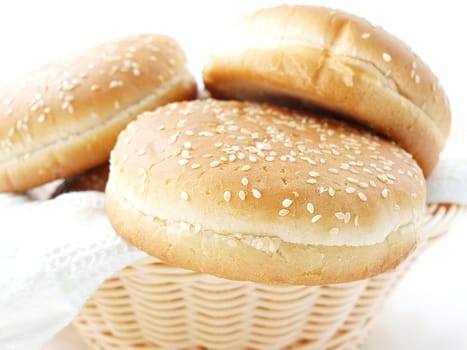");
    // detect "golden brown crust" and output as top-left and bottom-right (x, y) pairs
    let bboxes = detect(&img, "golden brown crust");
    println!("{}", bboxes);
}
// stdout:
(52, 163), (109, 197)
(0, 33), (197, 192)
(203, 5), (451, 175)
(106, 187), (417, 285)
(106, 99), (425, 284)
